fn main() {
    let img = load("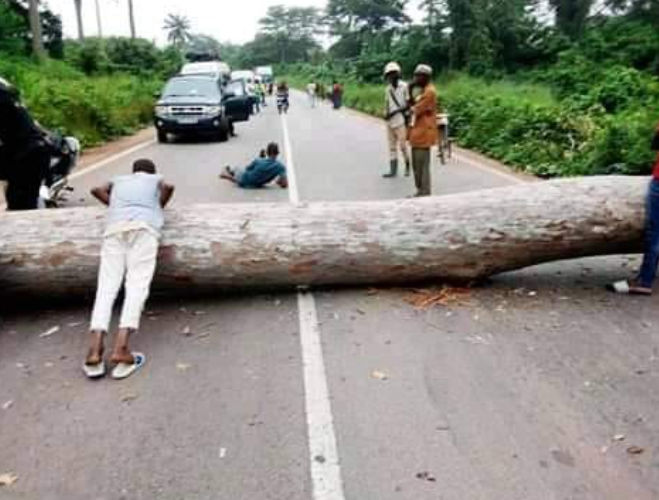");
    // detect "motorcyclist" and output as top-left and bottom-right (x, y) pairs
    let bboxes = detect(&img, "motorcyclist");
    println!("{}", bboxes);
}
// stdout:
(0, 77), (51, 210)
